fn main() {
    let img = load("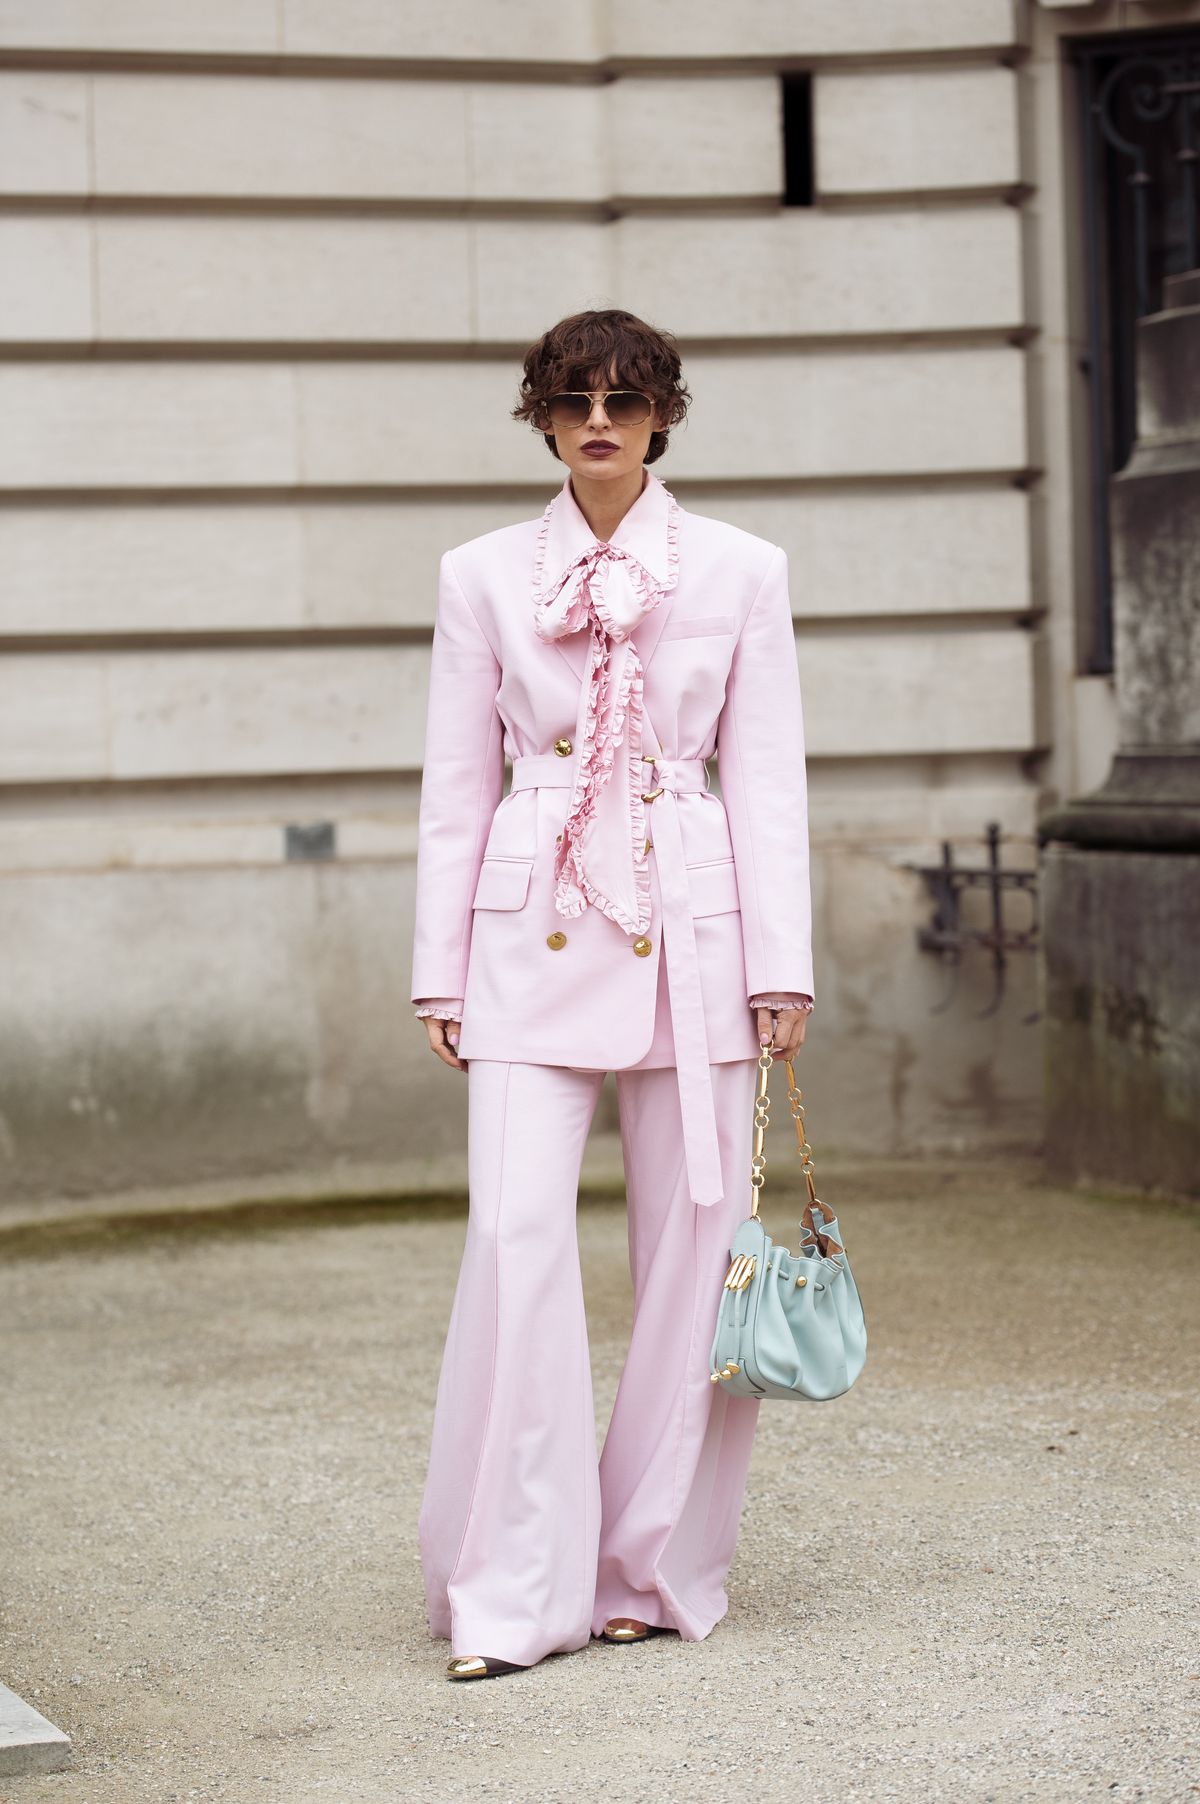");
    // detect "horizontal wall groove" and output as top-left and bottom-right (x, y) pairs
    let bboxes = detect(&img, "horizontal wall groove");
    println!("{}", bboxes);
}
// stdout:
(0, 853), (411, 880)
(816, 184), (1033, 212)
(0, 472), (1043, 506)
(0, 740), (1042, 805)
(0, 51), (612, 83)
(0, 749), (1035, 816)
(0, 784), (1044, 879)
(0, 472), (1039, 508)
(794, 612), (1041, 639)
(0, 327), (1038, 360)
(0, 196), (790, 222)
(0, 195), (630, 221)
(0, 772), (415, 812)
(0, 46), (1025, 82)
(0, 189), (1030, 219)
(812, 750), (1037, 781)
(0, 614), (1041, 656)
(0, 764), (425, 791)
(0, 627), (424, 654)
